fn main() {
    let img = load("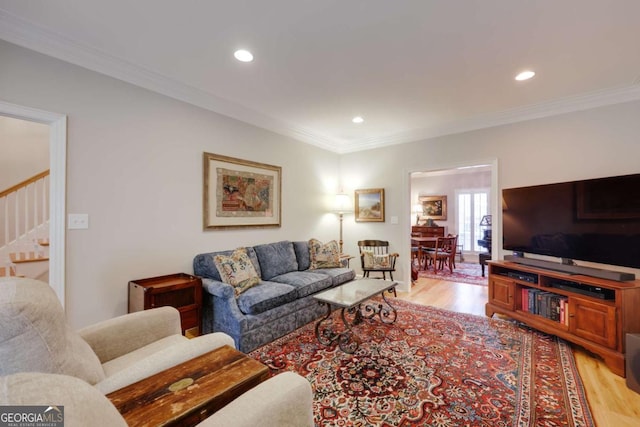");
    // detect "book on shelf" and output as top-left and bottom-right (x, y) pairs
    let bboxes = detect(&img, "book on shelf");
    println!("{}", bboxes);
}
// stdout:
(520, 288), (568, 324)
